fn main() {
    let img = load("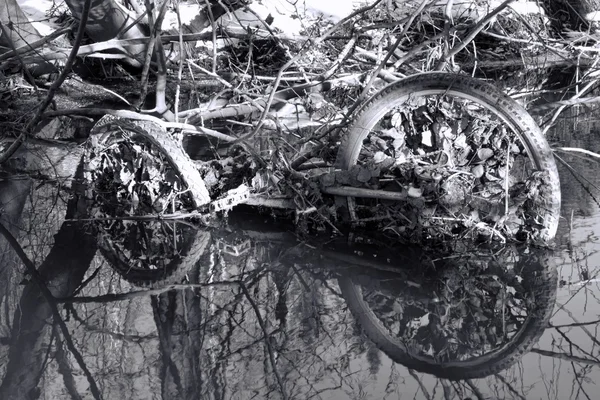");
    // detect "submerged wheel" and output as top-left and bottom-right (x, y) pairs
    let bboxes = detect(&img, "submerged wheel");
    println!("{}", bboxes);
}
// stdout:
(338, 244), (558, 380)
(336, 72), (561, 243)
(86, 115), (210, 287)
